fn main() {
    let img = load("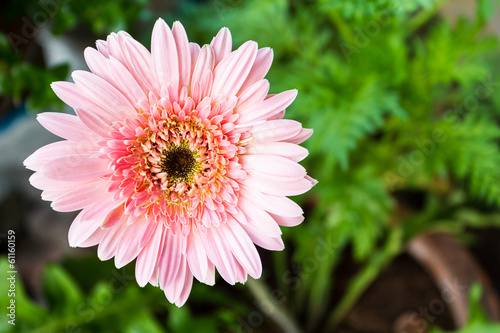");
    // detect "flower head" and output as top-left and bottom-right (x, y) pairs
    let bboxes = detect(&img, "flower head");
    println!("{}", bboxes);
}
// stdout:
(24, 19), (315, 306)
